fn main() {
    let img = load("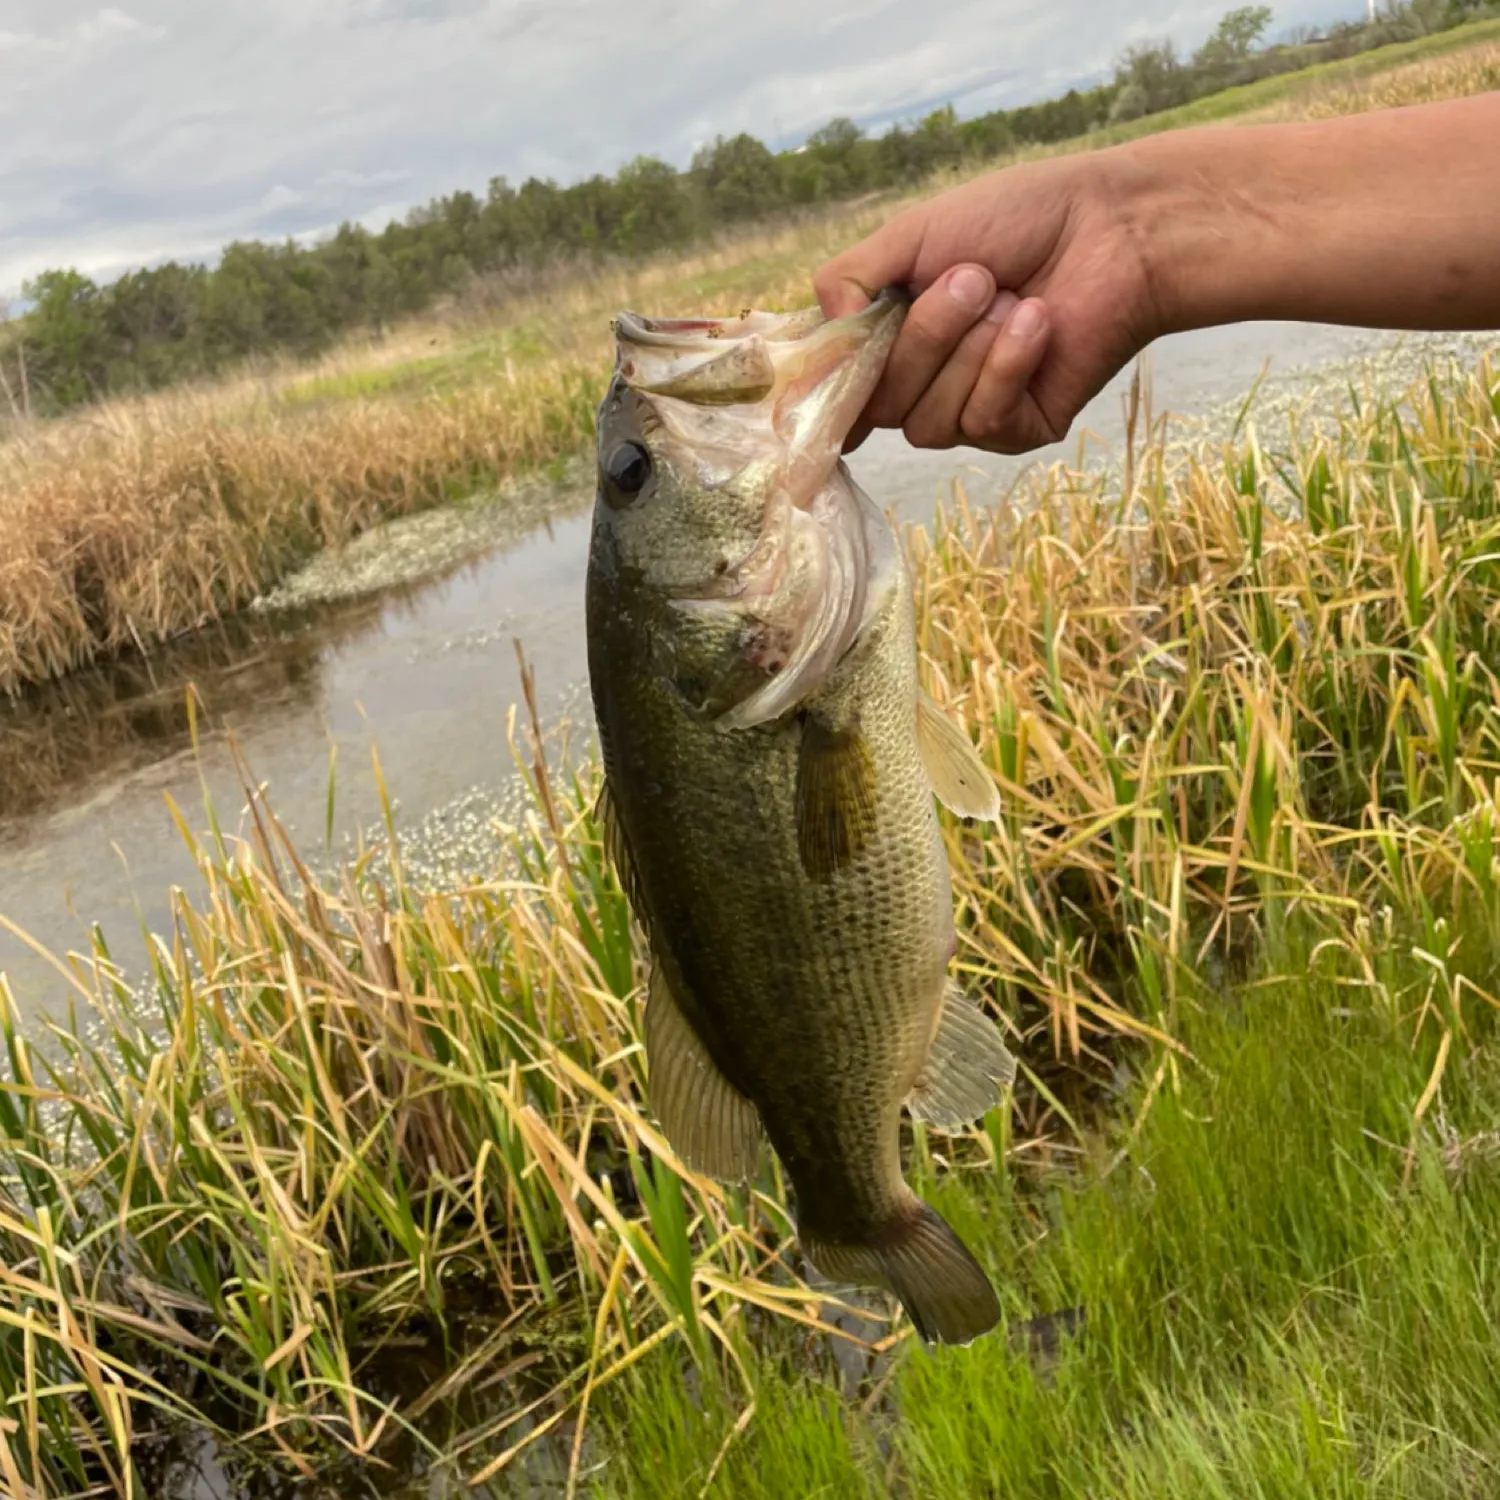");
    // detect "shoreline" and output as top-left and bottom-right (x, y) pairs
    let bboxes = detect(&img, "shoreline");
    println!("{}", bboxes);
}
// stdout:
(3, 338), (1497, 1497)
(2, 26), (1495, 702)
